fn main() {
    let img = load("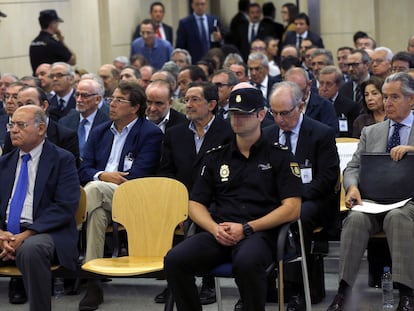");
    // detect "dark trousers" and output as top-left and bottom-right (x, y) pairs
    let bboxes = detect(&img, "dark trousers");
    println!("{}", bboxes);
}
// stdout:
(164, 230), (276, 311)
(17, 233), (55, 311)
